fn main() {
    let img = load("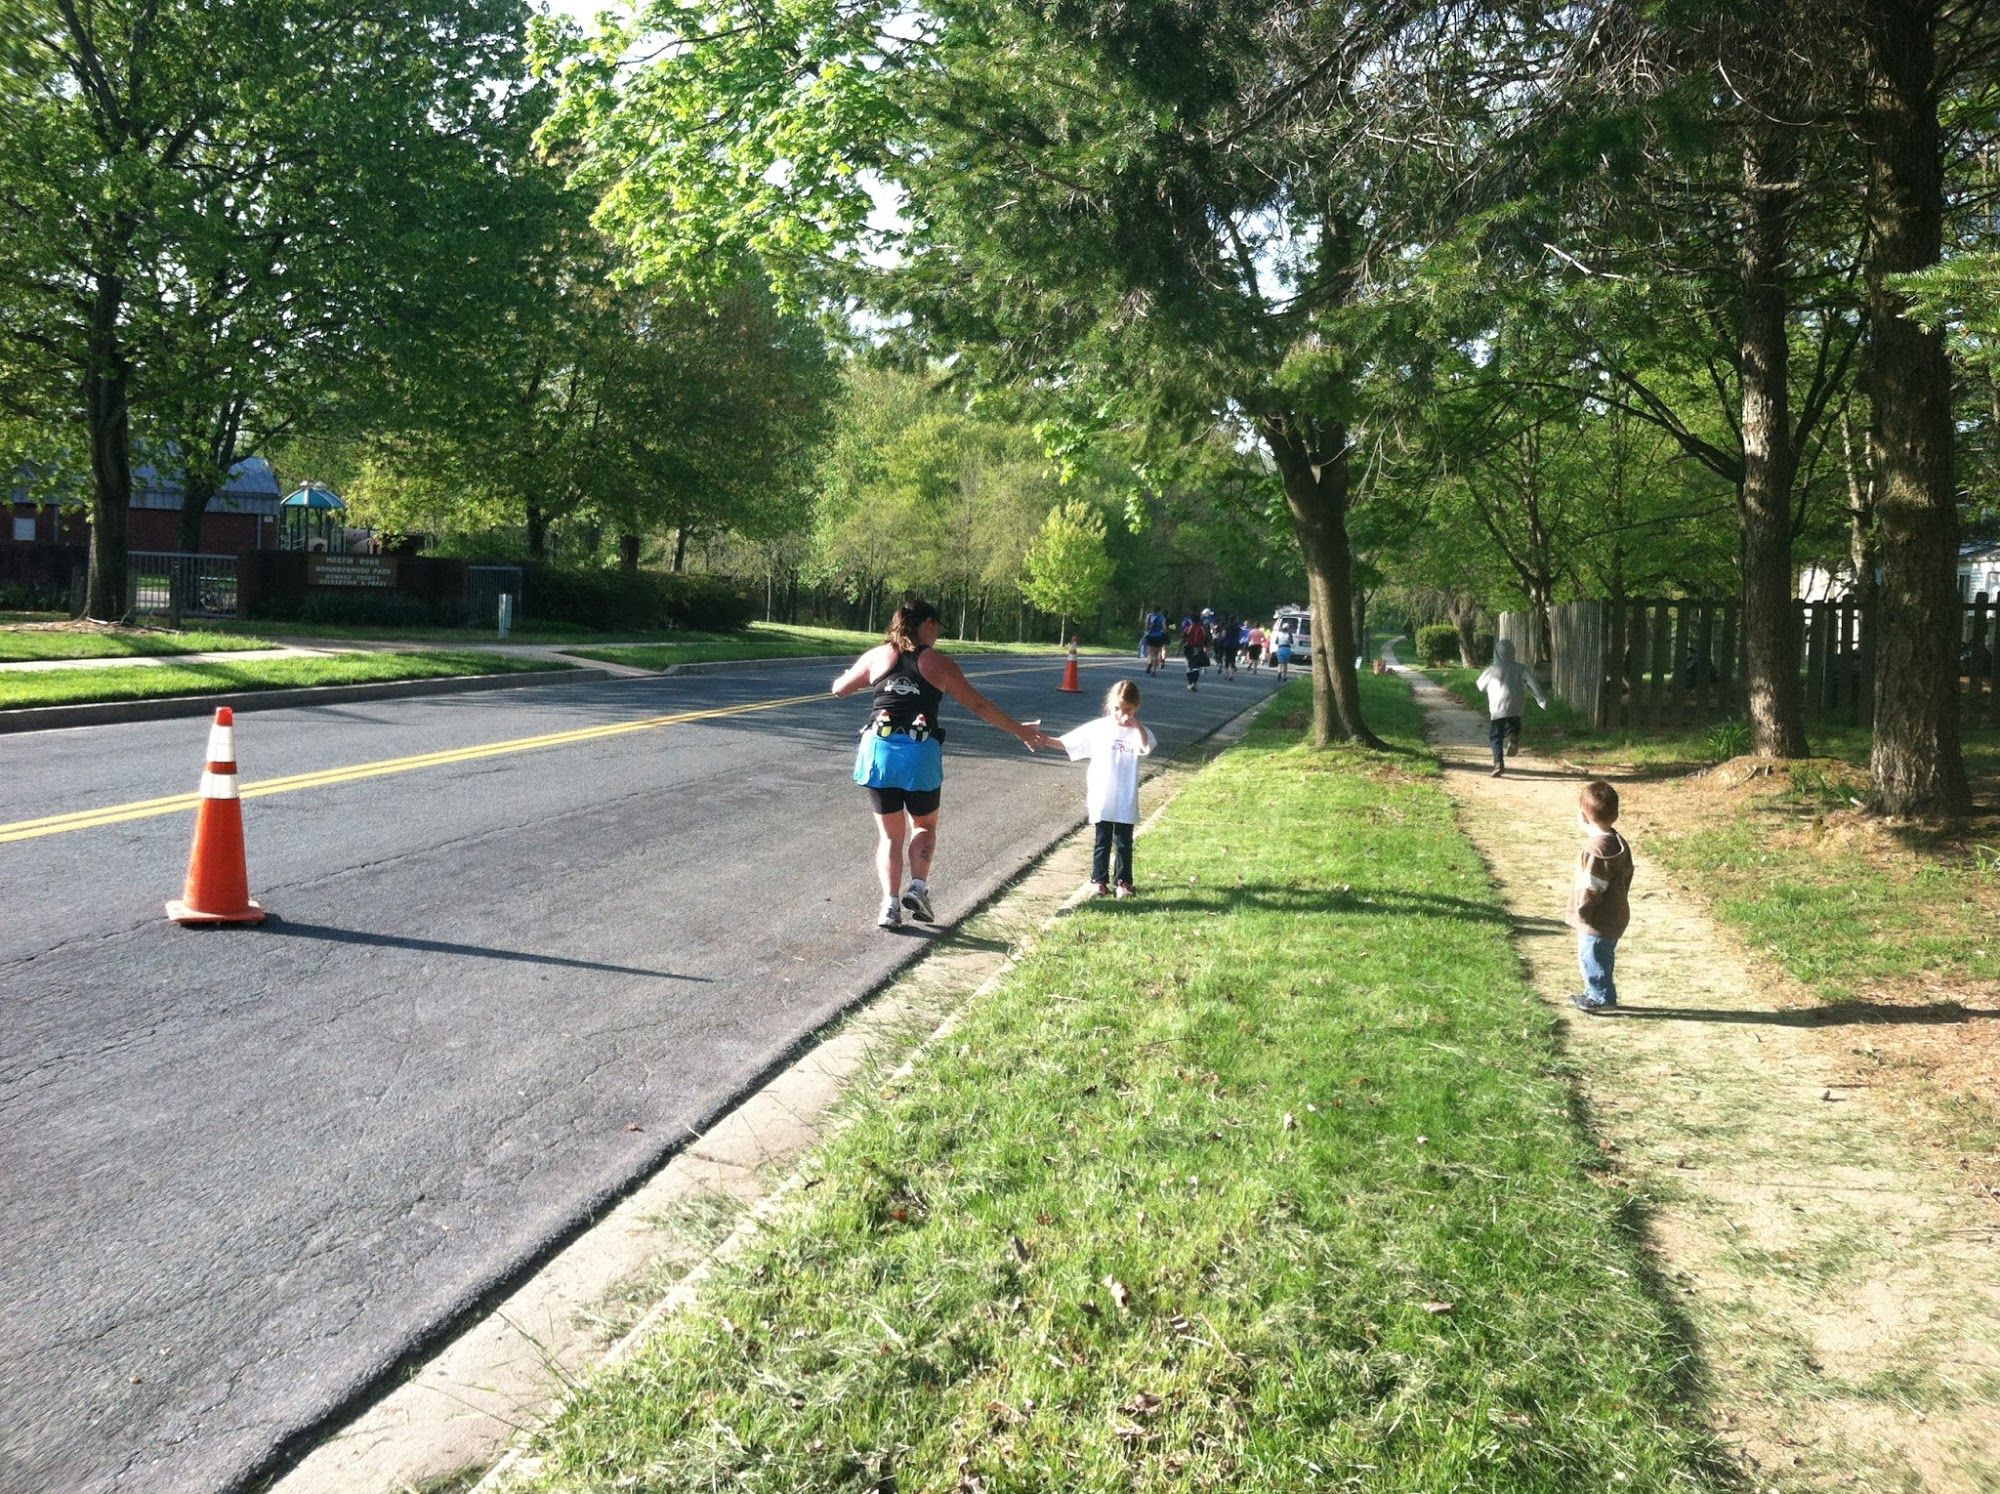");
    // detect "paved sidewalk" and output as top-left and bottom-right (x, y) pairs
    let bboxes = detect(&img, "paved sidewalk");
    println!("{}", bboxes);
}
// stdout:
(260, 638), (664, 679)
(0, 644), (342, 672)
